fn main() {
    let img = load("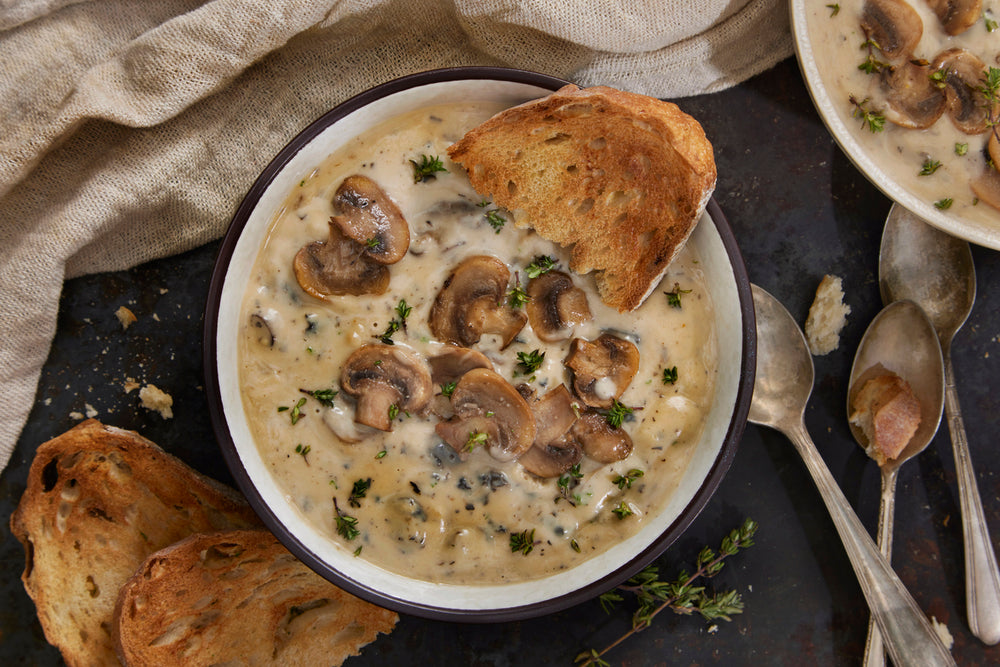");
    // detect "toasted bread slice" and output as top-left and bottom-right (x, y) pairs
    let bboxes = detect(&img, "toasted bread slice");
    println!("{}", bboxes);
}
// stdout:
(9, 420), (261, 667)
(448, 84), (716, 312)
(113, 529), (398, 666)
(850, 373), (922, 466)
